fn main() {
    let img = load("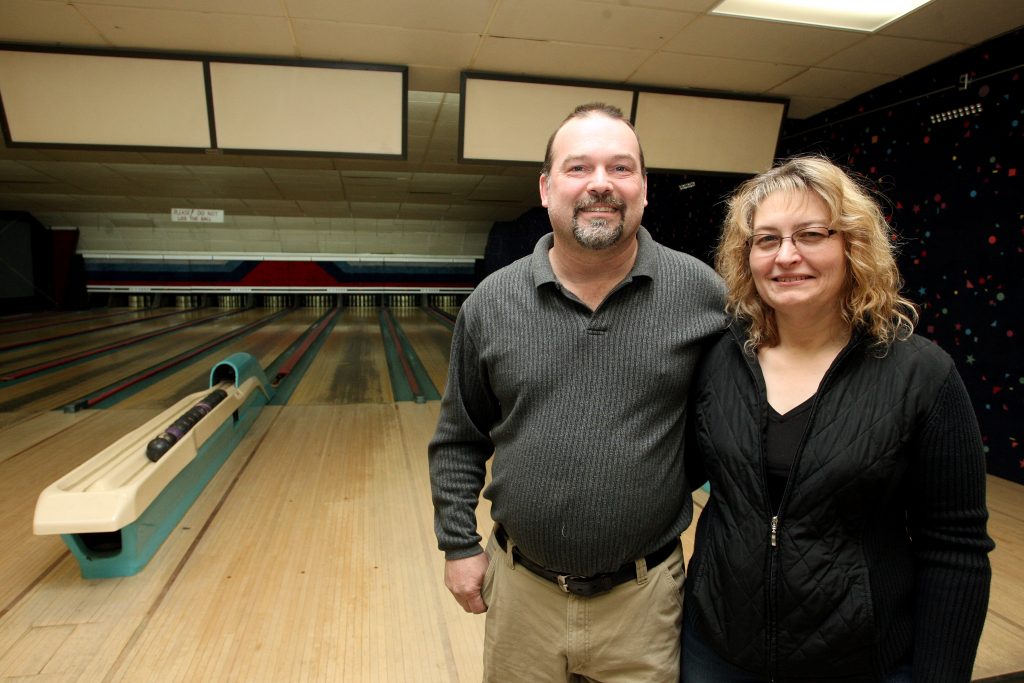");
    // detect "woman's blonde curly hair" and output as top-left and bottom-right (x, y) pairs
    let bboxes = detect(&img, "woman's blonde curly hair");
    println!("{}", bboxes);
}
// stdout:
(716, 155), (917, 354)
